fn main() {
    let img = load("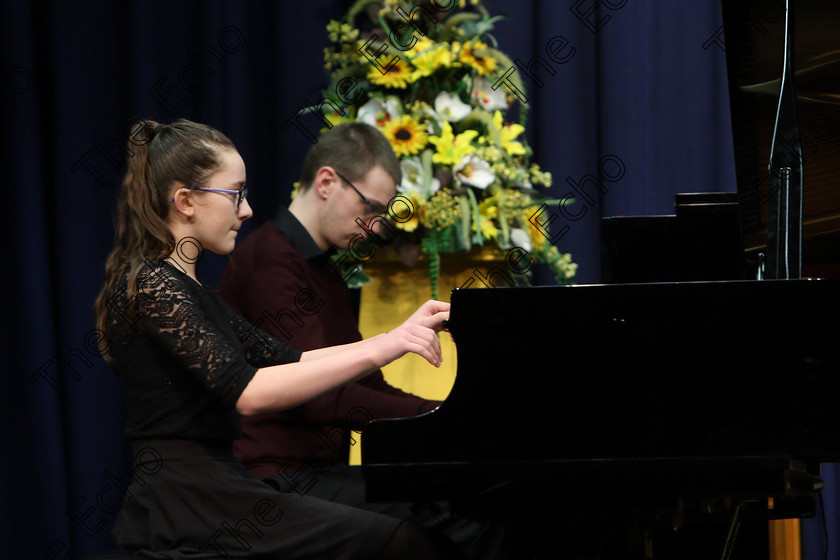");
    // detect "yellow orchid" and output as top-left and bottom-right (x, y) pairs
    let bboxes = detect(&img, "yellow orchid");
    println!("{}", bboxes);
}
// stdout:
(491, 111), (526, 156)
(475, 203), (499, 240)
(428, 122), (479, 166)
